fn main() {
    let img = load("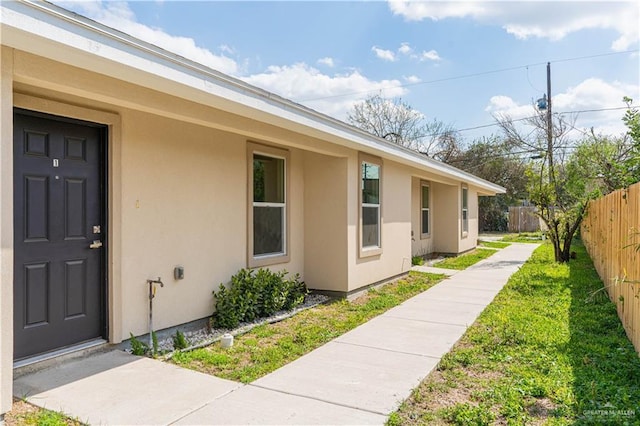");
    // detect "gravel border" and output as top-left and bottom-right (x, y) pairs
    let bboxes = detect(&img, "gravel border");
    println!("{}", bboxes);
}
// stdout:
(124, 293), (330, 359)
